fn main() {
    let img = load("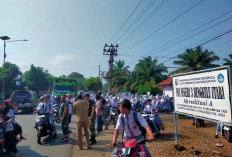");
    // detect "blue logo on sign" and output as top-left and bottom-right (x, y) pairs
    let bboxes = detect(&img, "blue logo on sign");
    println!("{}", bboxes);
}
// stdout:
(217, 73), (224, 83)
